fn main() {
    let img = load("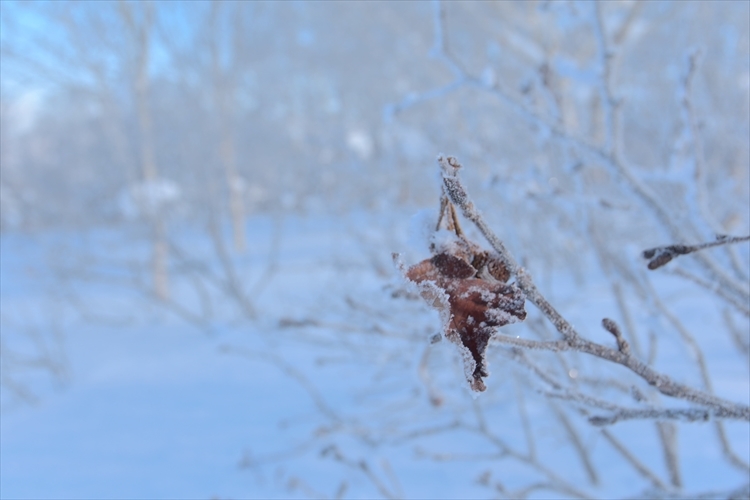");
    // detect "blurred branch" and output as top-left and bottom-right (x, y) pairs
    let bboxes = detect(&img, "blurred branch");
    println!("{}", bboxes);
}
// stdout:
(220, 345), (340, 423)
(205, 216), (257, 319)
(599, 428), (669, 491)
(723, 309), (750, 355)
(465, 403), (592, 499)
(320, 446), (401, 500)
(549, 401), (599, 485)
(667, 266), (750, 318)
